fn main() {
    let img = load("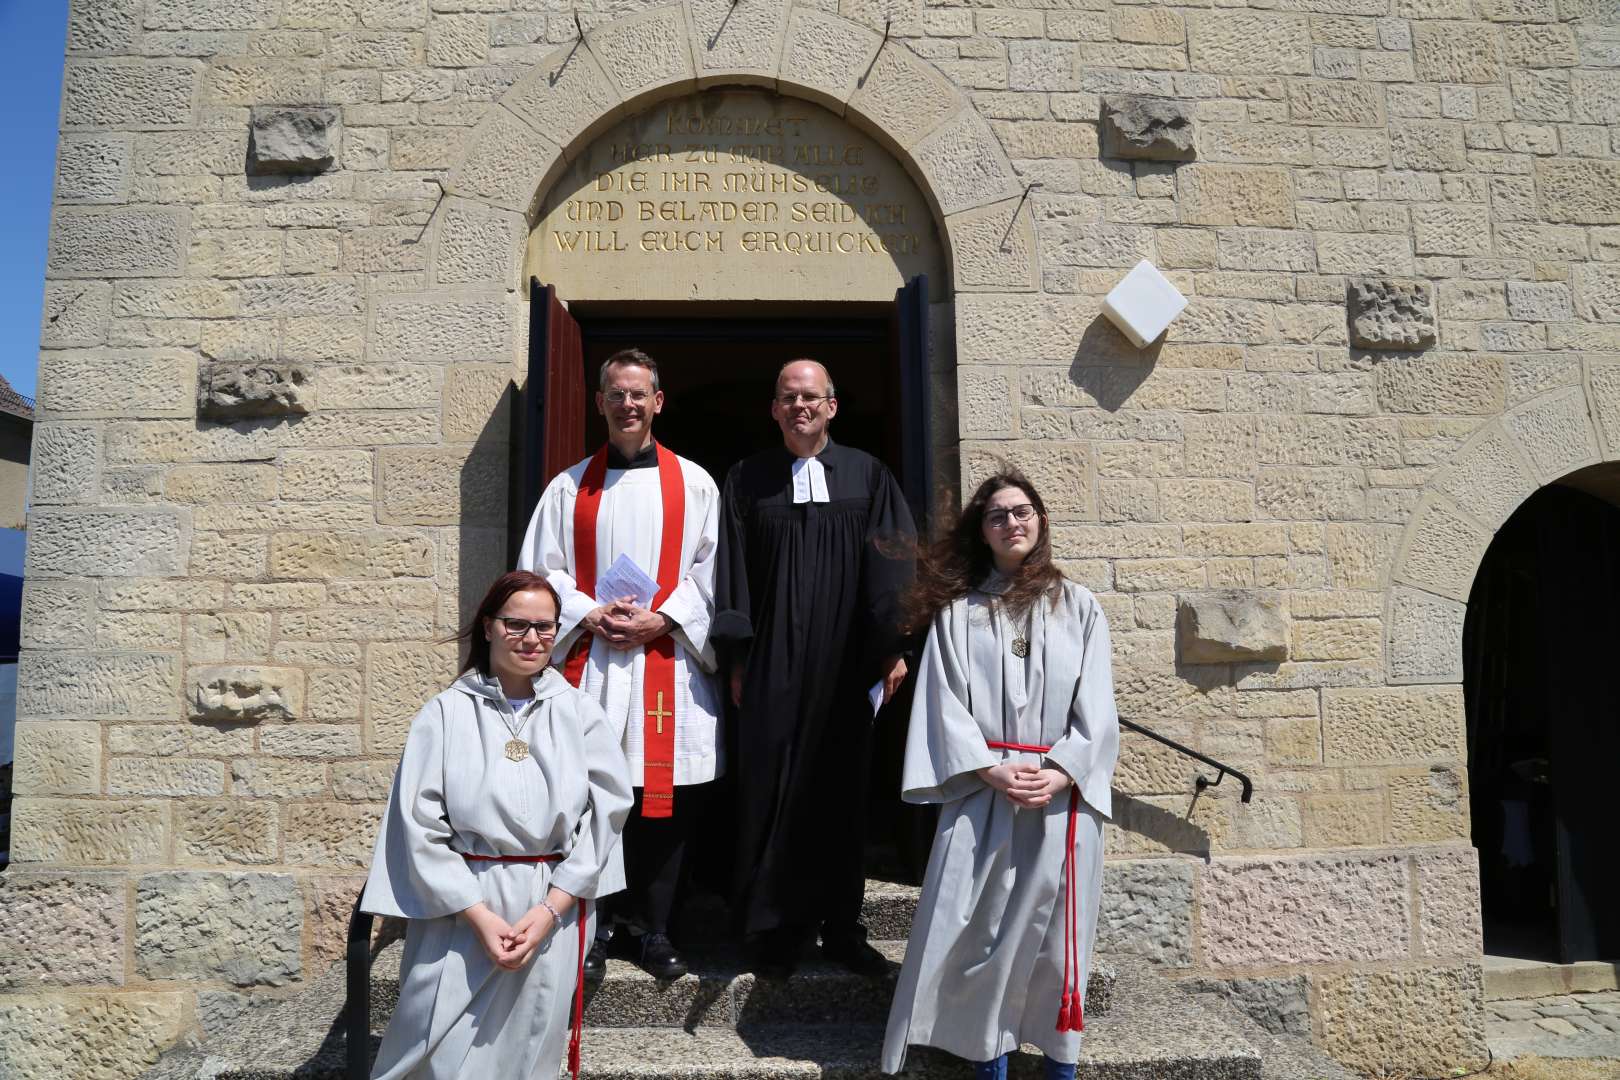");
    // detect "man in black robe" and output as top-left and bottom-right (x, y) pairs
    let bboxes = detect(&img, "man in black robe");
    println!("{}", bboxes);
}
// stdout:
(714, 359), (915, 978)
